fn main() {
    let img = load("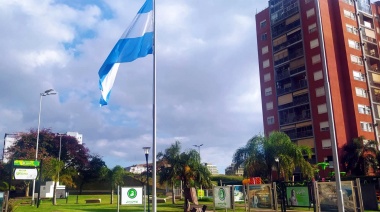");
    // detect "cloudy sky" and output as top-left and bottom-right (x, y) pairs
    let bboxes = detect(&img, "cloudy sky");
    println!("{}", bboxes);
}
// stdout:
(0, 0), (268, 174)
